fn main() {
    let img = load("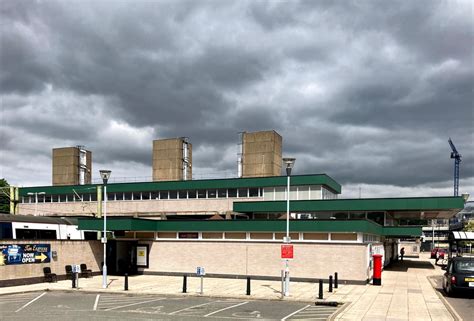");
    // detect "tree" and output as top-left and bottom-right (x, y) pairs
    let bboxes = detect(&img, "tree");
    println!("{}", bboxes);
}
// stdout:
(0, 178), (10, 214)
